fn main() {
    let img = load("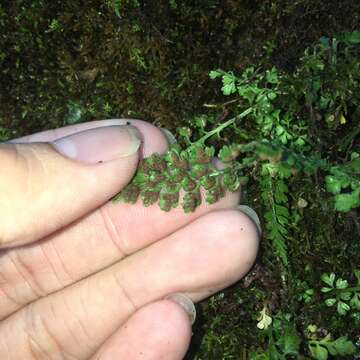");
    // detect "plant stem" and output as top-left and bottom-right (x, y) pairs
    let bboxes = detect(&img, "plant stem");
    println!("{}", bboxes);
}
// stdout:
(336, 286), (360, 293)
(195, 107), (253, 146)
